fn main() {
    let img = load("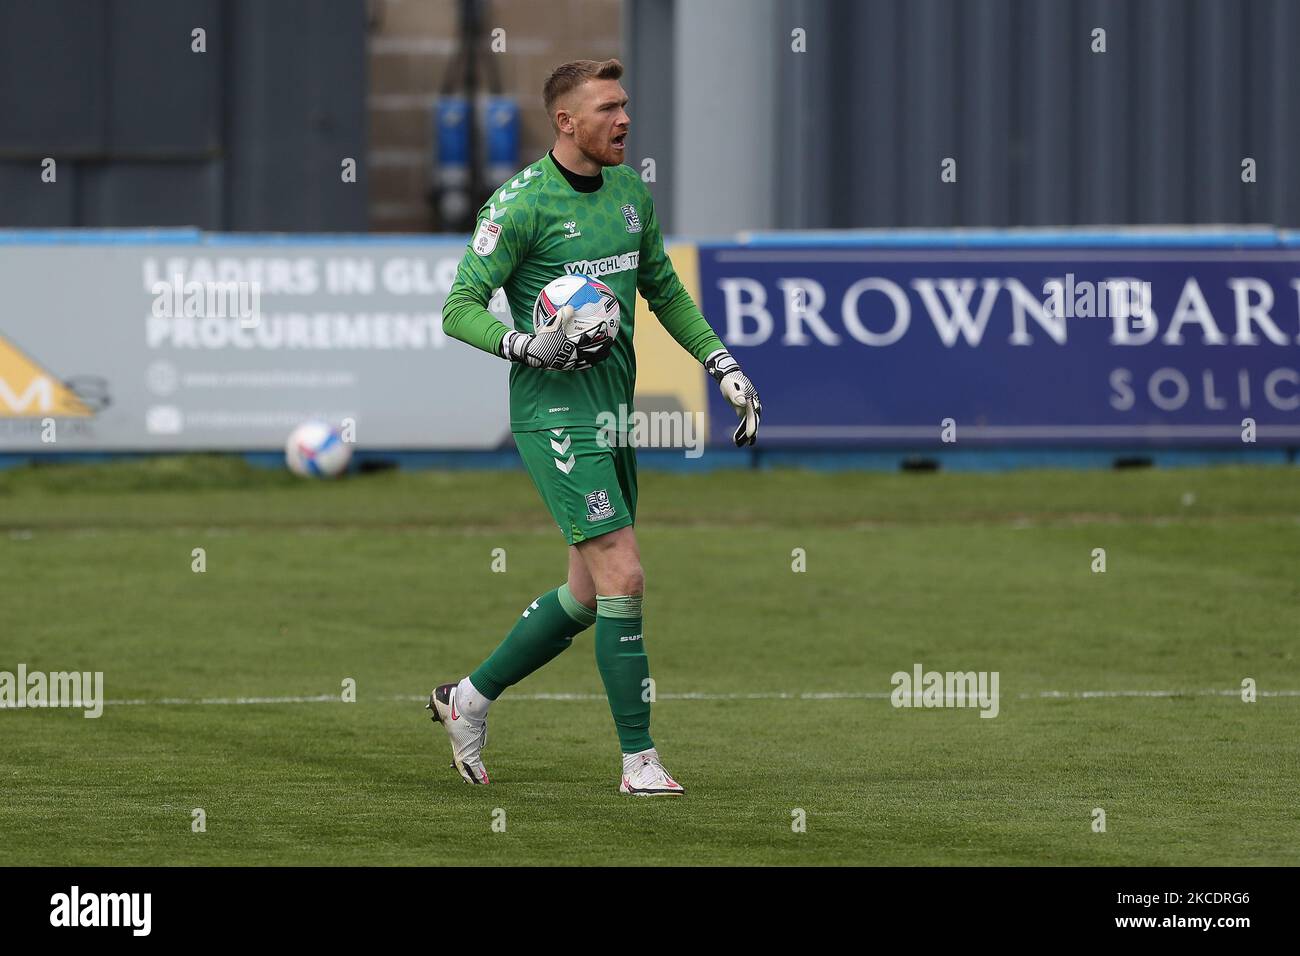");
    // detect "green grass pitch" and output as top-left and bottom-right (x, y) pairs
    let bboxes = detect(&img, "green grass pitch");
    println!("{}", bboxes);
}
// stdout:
(1, 456), (1297, 865)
